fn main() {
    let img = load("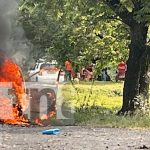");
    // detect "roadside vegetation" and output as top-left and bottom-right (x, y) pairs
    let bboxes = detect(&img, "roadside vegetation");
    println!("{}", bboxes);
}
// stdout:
(18, 0), (150, 125)
(19, 1), (150, 116)
(61, 81), (150, 128)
